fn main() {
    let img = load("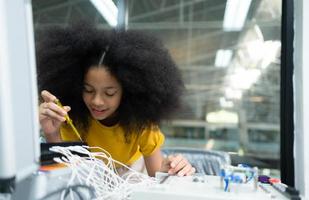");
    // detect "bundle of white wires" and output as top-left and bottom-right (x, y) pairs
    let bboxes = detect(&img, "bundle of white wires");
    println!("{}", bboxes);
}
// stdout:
(50, 145), (157, 200)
